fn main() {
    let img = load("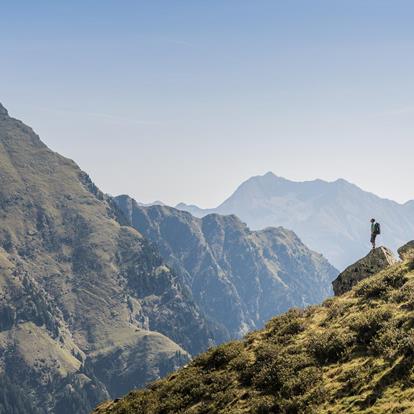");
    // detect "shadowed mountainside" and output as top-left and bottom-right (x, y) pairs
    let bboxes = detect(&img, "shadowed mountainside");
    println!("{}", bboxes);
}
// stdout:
(115, 195), (337, 339)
